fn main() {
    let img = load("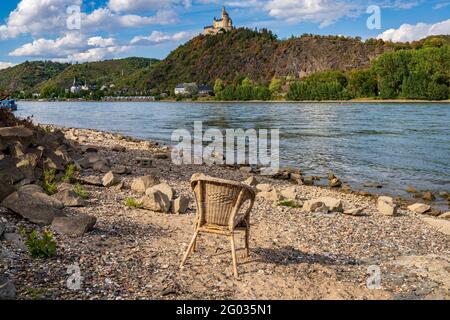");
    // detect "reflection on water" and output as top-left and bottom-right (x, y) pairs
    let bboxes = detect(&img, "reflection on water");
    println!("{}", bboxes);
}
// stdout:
(16, 101), (450, 202)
